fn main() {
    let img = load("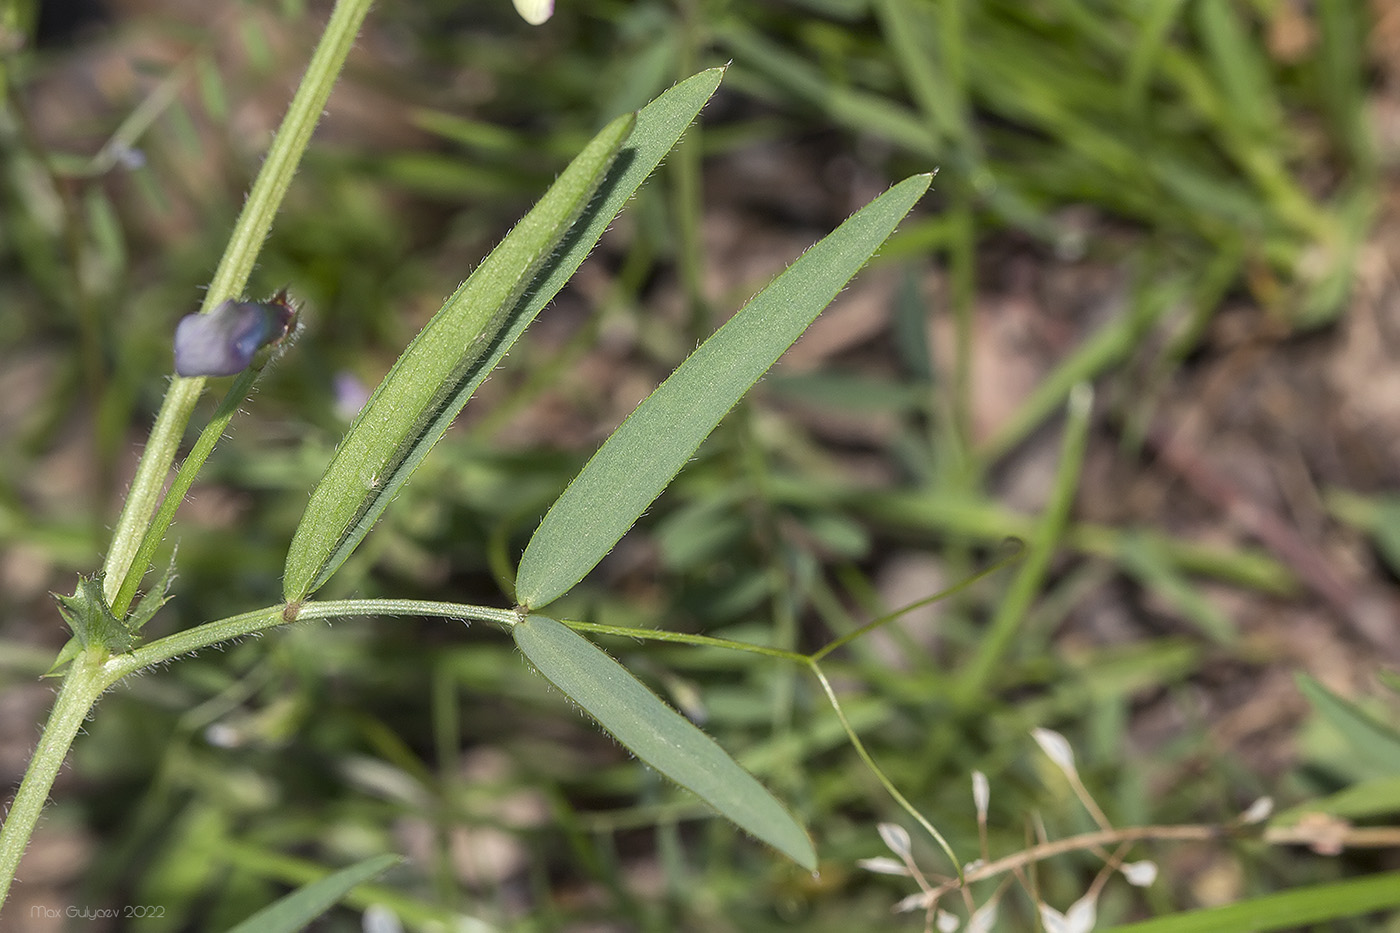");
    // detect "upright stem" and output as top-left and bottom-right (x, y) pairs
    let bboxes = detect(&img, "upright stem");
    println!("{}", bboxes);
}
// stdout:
(110, 369), (260, 619)
(0, 649), (112, 907)
(100, 0), (375, 605)
(0, 0), (376, 917)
